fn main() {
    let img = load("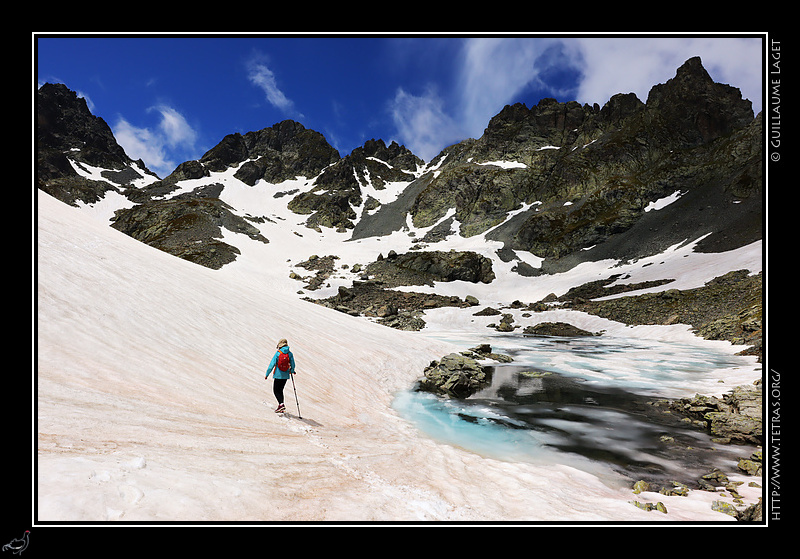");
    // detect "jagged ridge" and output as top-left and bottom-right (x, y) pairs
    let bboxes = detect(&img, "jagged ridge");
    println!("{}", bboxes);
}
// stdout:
(37, 56), (762, 275)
